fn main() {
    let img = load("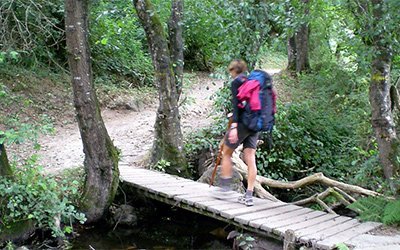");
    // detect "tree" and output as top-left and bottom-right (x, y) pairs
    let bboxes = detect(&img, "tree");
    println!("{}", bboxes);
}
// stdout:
(286, 0), (310, 74)
(348, 0), (400, 194)
(65, 0), (120, 222)
(368, 0), (399, 194)
(133, 0), (187, 174)
(0, 142), (12, 177)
